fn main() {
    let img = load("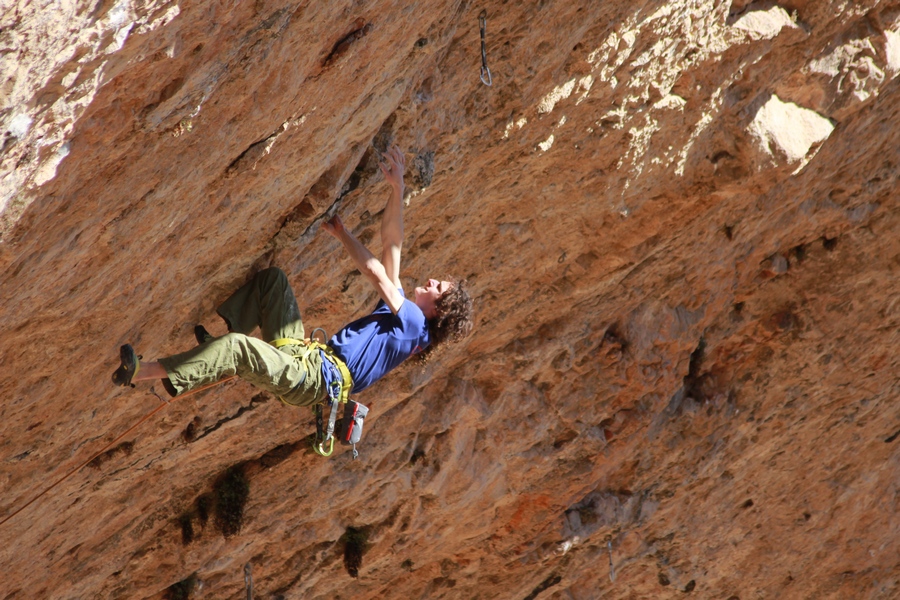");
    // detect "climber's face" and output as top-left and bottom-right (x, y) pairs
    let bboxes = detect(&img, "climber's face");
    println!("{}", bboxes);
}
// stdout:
(414, 279), (452, 319)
